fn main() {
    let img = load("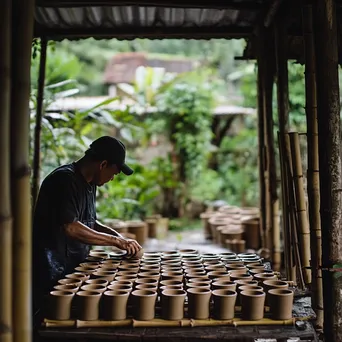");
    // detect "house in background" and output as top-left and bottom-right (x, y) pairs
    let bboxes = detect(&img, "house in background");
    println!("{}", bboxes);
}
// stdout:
(103, 52), (198, 96)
